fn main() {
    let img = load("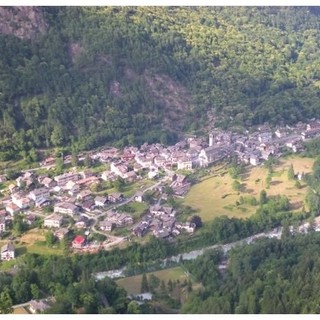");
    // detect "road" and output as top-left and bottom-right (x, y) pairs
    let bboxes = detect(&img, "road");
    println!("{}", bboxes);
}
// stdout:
(94, 226), (284, 280)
